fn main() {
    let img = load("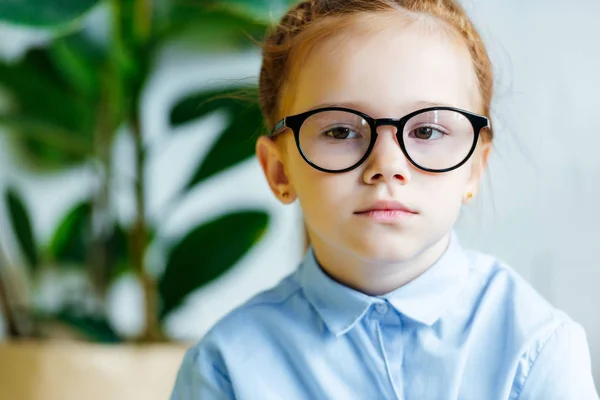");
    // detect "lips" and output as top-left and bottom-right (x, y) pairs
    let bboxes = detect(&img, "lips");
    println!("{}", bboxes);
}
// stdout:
(354, 200), (418, 215)
(353, 200), (418, 224)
